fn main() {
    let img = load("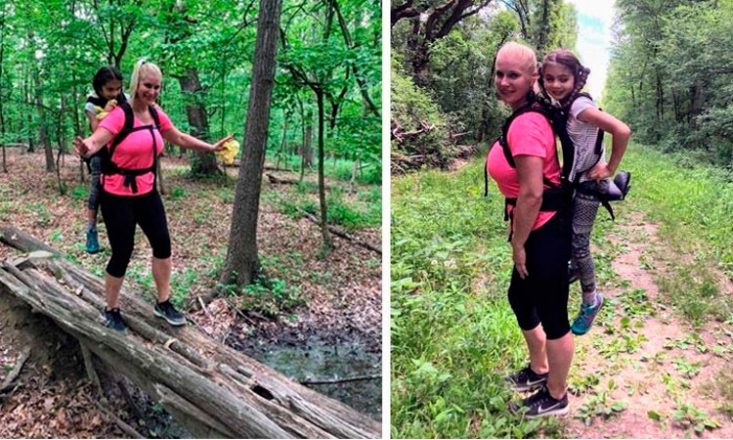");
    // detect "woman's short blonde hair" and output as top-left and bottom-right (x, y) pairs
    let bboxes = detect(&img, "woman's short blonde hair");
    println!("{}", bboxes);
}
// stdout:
(496, 41), (538, 76)
(129, 59), (162, 104)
